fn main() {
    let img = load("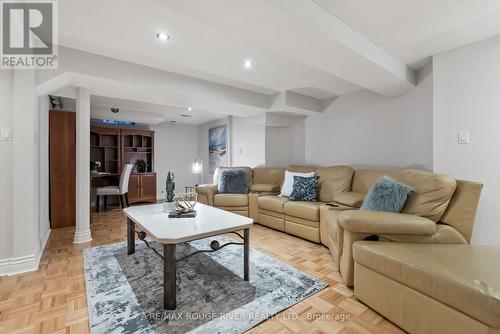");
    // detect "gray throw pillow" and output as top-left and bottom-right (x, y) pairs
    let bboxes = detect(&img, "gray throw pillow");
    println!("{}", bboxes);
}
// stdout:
(218, 169), (250, 194)
(360, 176), (414, 213)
